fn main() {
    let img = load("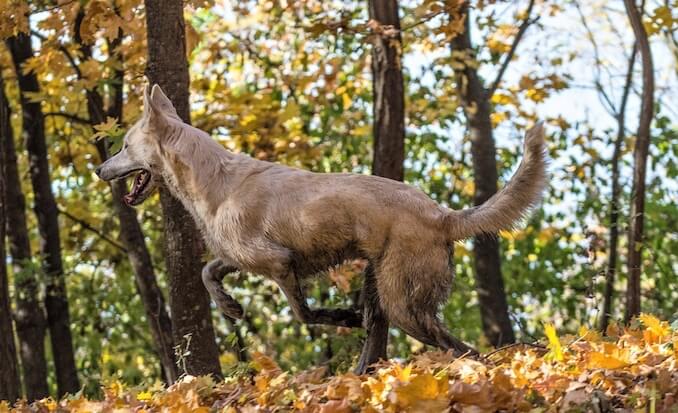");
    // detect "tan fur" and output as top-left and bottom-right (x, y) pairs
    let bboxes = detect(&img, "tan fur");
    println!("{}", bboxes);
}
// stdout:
(97, 84), (547, 360)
